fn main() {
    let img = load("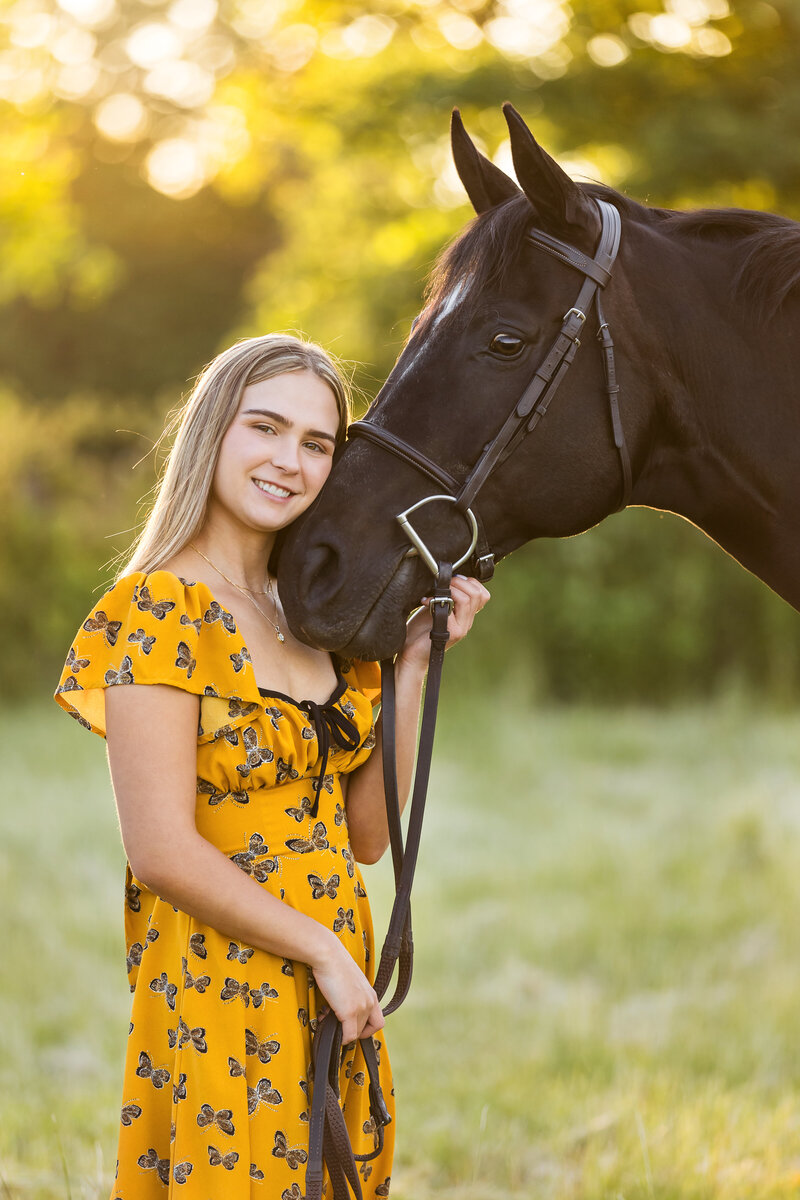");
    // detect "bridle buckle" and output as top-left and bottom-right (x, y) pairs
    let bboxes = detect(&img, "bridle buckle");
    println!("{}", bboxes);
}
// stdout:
(397, 494), (479, 578)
